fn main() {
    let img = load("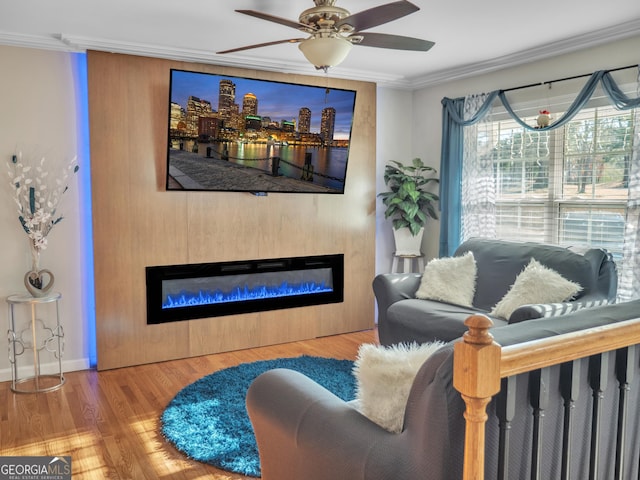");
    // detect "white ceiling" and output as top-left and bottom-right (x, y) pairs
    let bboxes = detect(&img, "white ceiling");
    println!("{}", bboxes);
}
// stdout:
(2, 0), (640, 88)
